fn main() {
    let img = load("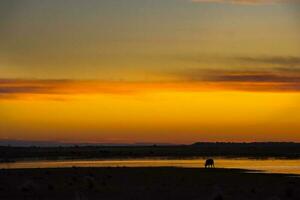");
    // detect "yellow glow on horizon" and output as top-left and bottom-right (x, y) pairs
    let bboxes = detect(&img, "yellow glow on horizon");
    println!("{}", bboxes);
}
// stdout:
(1, 89), (300, 143)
